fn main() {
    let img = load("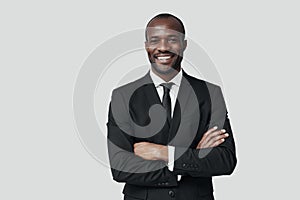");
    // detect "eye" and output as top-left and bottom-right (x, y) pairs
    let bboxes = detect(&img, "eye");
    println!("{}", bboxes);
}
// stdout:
(168, 37), (179, 43)
(149, 38), (159, 44)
